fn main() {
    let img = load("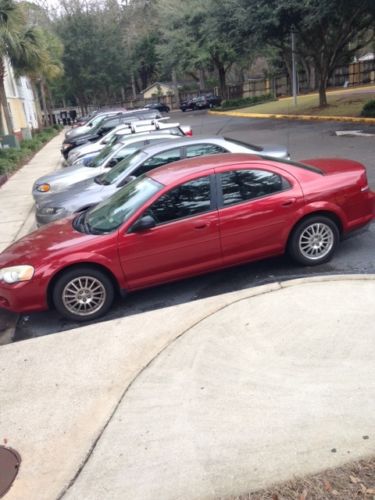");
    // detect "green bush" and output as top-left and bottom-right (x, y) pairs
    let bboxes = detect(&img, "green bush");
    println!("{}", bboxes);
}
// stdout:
(0, 158), (11, 175)
(361, 100), (375, 117)
(221, 93), (275, 110)
(0, 126), (60, 178)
